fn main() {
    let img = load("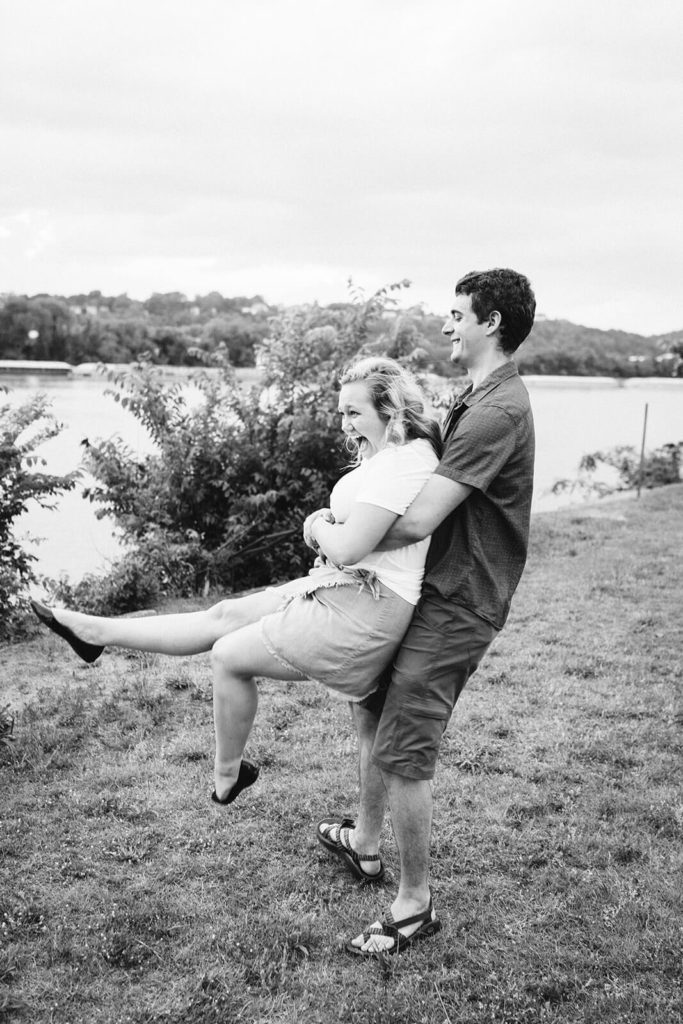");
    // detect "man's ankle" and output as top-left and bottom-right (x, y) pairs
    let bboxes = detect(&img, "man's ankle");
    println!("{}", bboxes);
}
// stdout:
(395, 886), (431, 910)
(349, 827), (380, 856)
